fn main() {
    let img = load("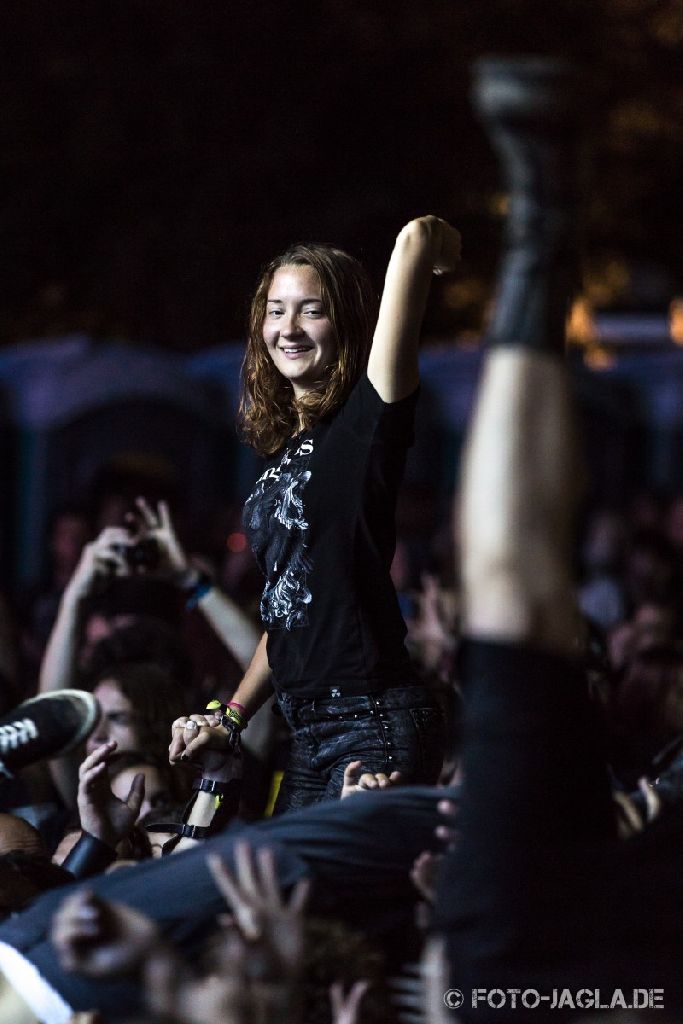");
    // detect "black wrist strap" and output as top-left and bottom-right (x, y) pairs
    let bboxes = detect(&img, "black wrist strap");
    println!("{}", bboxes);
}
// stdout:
(149, 821), (211, 840)
(152, 774), (242, 855)
(63, 831), (117, 879)
(192, 777), (232, 795)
